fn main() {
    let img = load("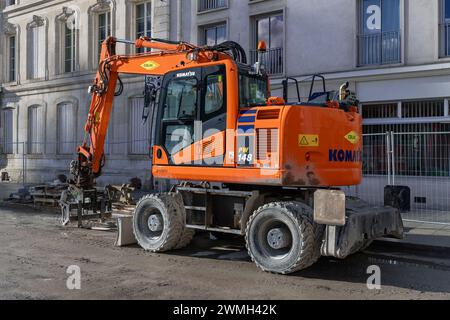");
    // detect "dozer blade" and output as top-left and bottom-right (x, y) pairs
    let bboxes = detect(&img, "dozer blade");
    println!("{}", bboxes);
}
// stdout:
(321, 197), (404, 259)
